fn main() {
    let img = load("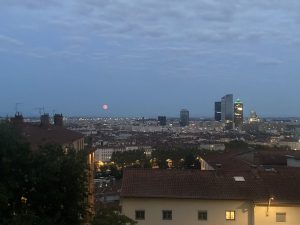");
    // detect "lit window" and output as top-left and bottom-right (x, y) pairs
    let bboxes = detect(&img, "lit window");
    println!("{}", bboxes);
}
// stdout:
(162, 210), (172, 220)
(135, 210), (145, 220)
(276, 212), (286, 222)
(226, 211), (235, 220)
(198, 211), (207, 220)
